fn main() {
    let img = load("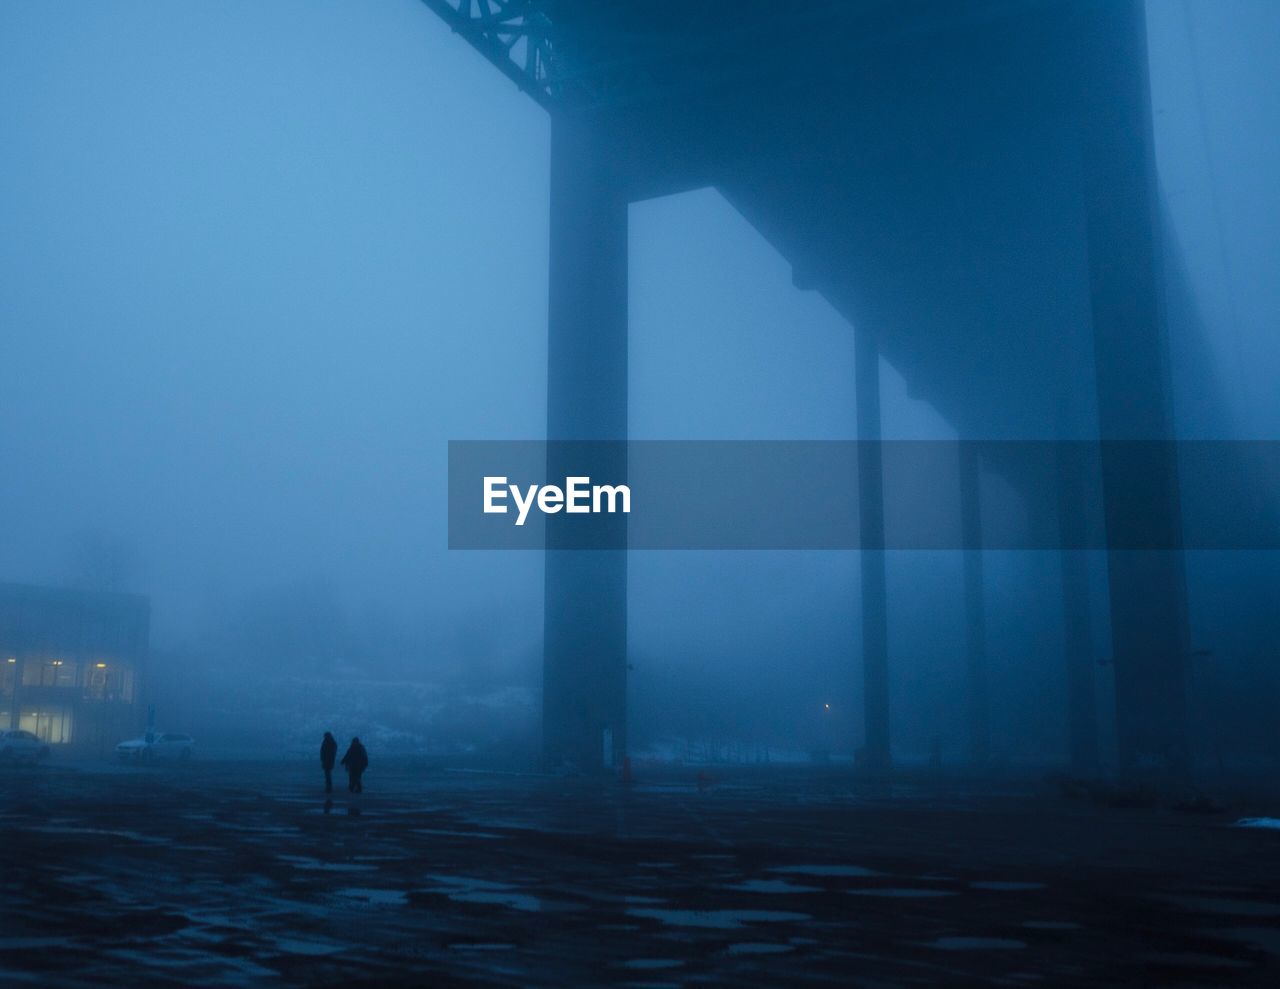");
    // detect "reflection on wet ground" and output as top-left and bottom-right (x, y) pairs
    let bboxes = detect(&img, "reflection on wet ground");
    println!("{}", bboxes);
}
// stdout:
(1, 762), (1278, 986)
